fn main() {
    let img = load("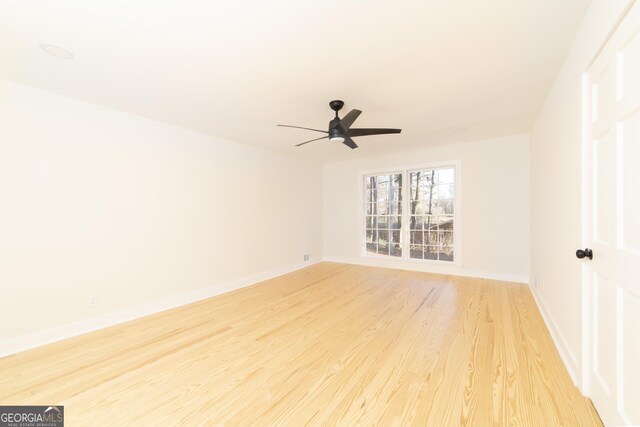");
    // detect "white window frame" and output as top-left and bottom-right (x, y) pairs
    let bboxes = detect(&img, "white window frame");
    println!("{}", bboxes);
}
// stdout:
(359, 160), (462, 267)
